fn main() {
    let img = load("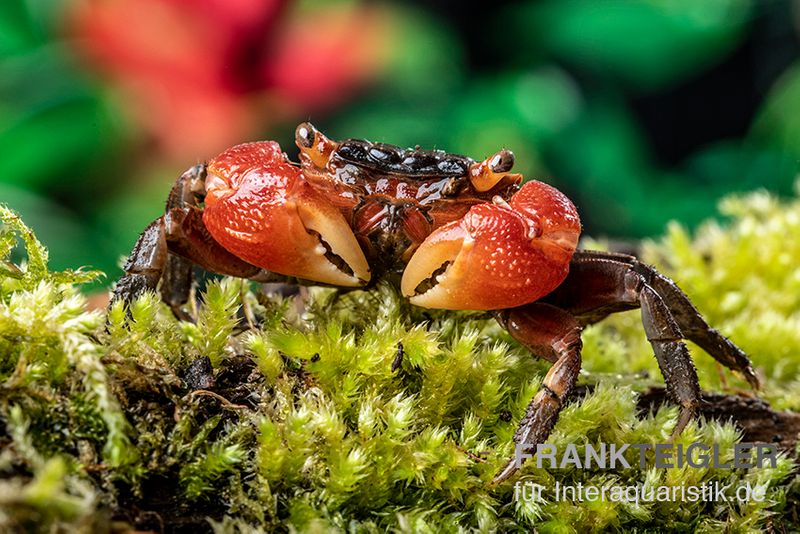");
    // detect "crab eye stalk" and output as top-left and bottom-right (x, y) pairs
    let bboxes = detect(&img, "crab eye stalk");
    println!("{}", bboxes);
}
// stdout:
(295, 122), (337, 170)
(469, 149), (521, 192)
